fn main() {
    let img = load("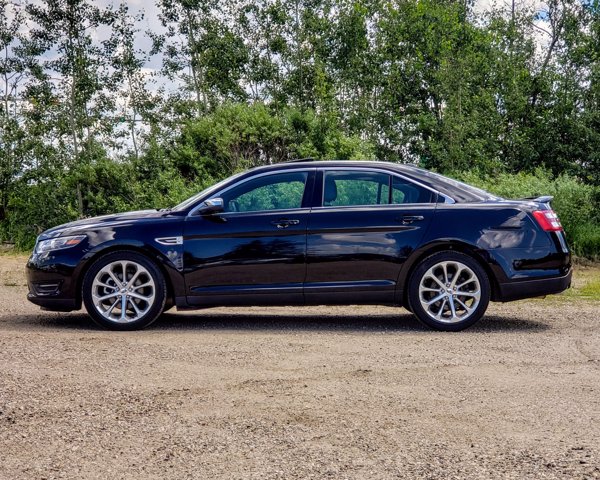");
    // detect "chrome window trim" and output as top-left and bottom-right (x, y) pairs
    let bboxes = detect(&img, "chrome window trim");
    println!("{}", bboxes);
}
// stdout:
(187, 167), (315, 217)
(209, 207), (312, 218)
(187, 165), (454, 216)
(318, 166), (455, 207)
(310, 203), (437, 212)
